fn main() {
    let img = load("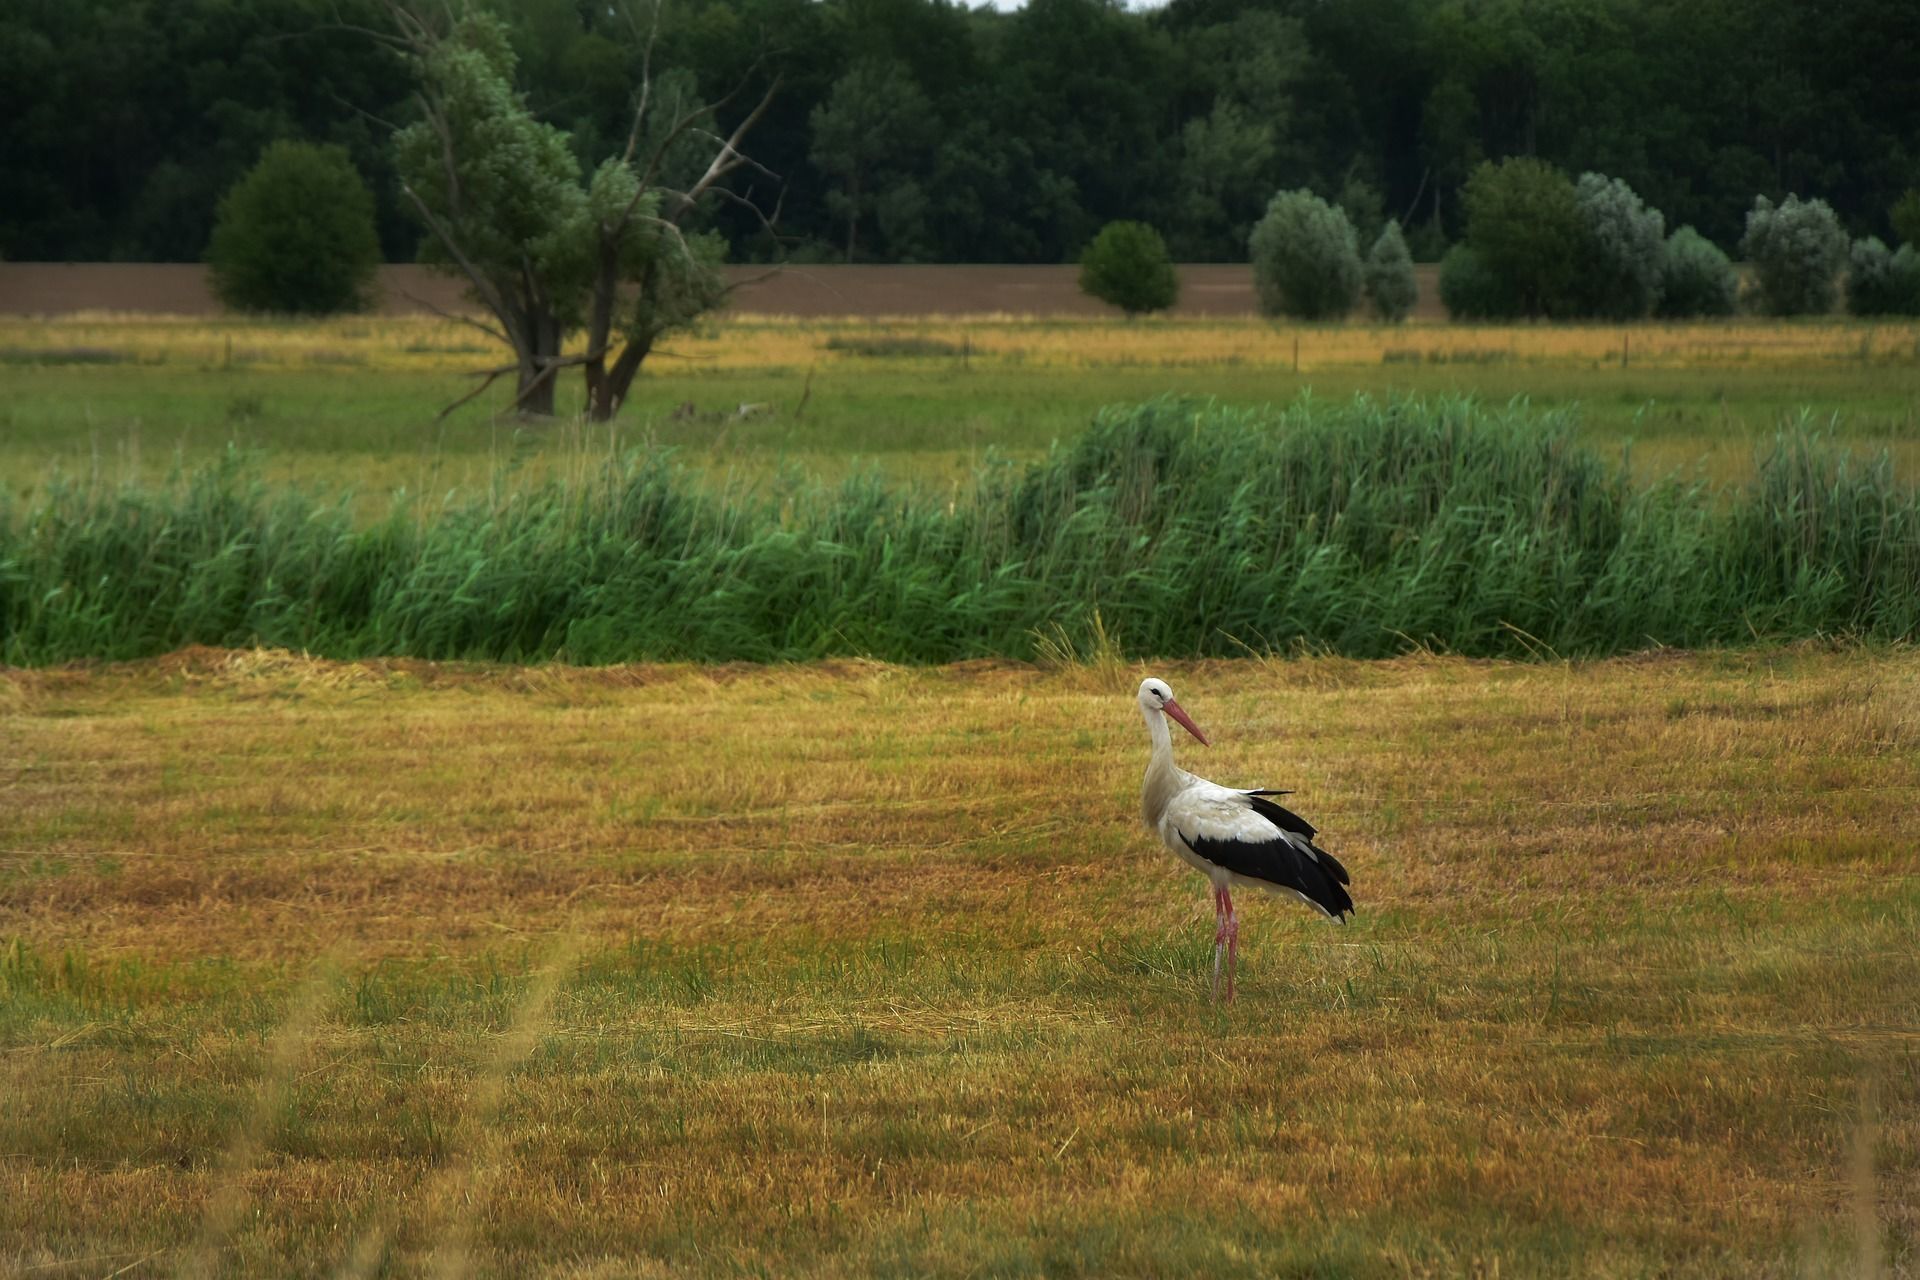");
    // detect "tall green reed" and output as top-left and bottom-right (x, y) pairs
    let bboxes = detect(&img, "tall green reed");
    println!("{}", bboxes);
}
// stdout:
(3, 397), (1914, 665)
